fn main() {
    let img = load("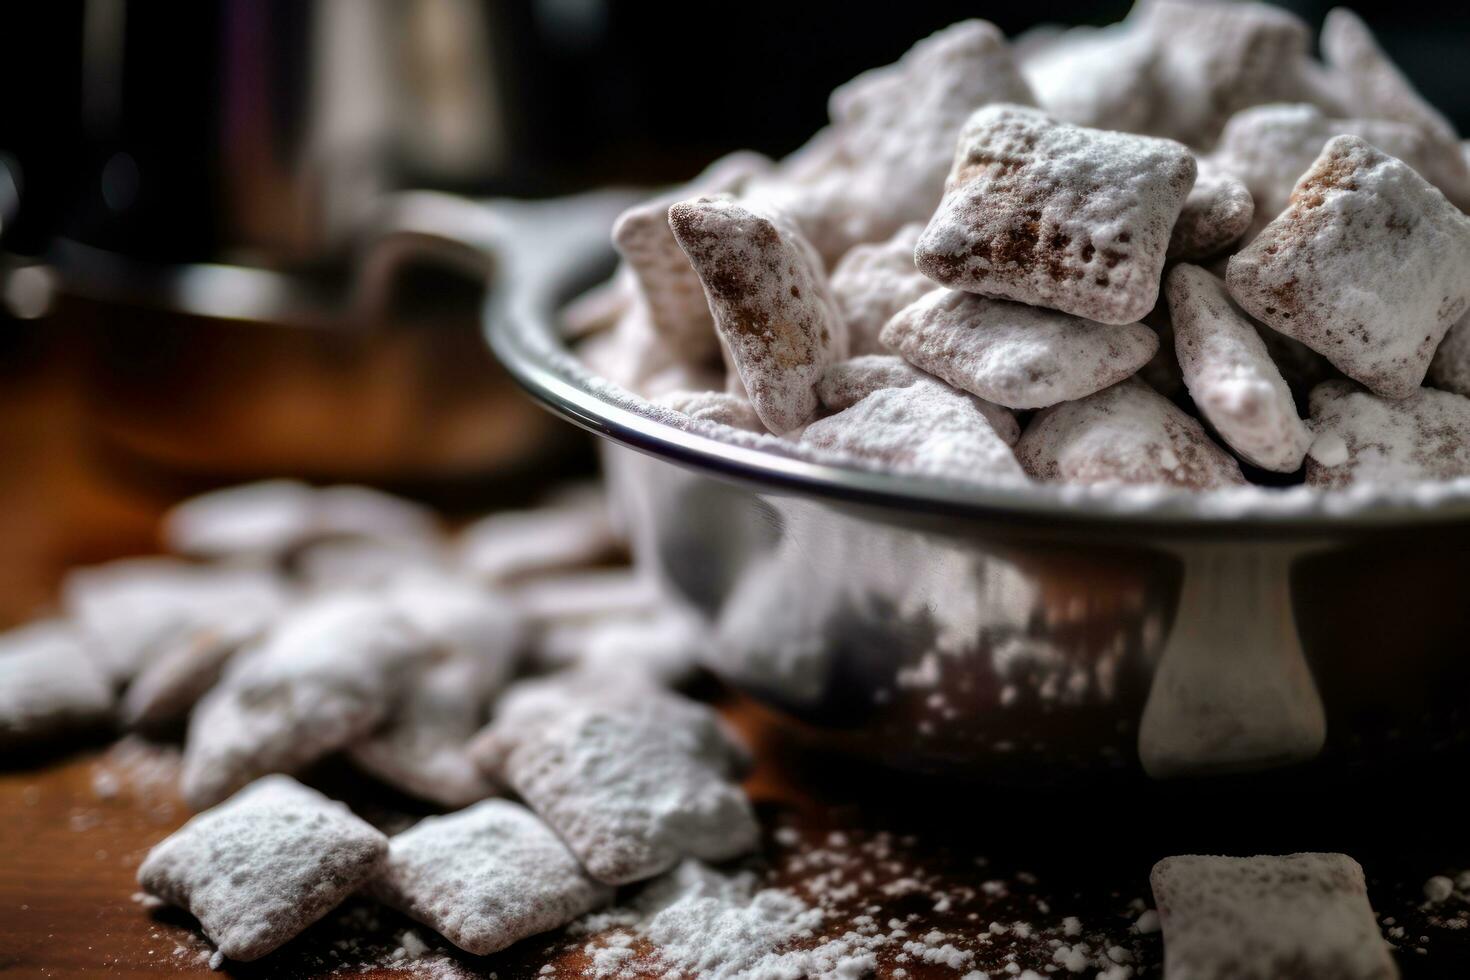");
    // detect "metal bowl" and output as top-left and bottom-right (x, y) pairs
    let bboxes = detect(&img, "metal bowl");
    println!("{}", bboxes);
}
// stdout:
(467, 193), (1470, 784)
